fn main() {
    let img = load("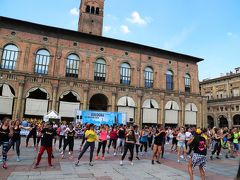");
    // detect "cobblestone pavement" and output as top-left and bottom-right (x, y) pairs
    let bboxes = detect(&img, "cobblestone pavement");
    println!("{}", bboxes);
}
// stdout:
(0, 138), (238, 180)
